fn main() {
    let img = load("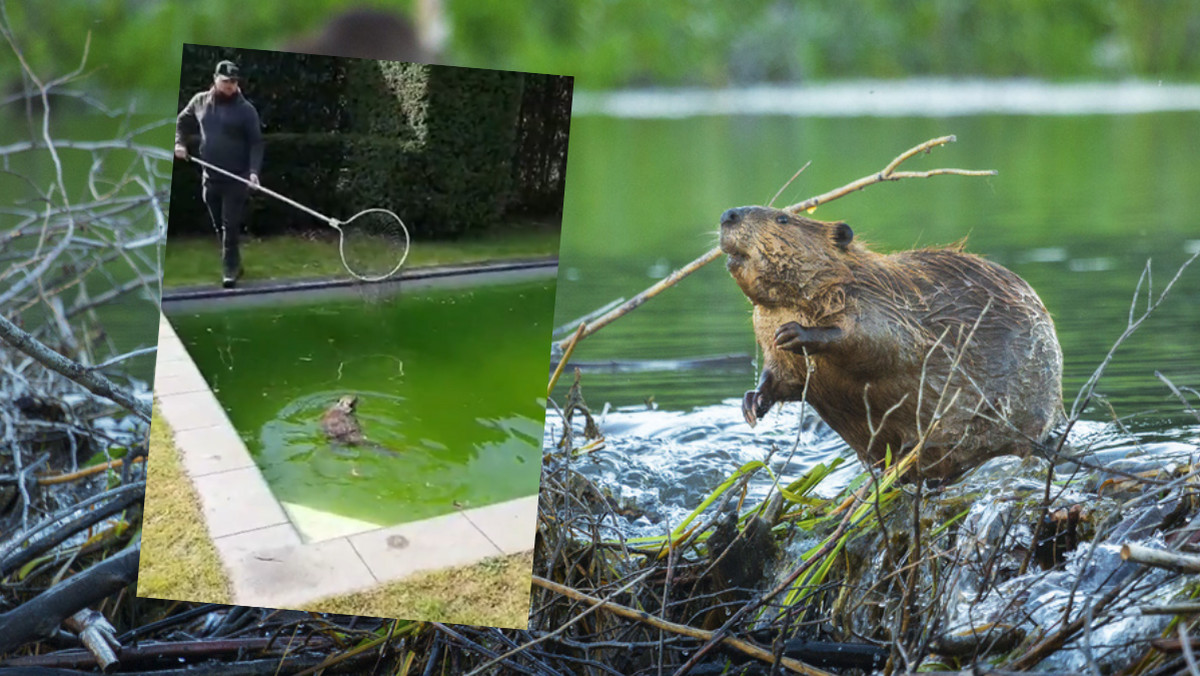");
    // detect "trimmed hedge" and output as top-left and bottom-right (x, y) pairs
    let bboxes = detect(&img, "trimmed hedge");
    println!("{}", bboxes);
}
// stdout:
(171, 133), (507, 239)
(406, 65), (526, 230)
(172, 47), (571, 239)
(511, 73), (574, 216)
(179, 44), (351, 134)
